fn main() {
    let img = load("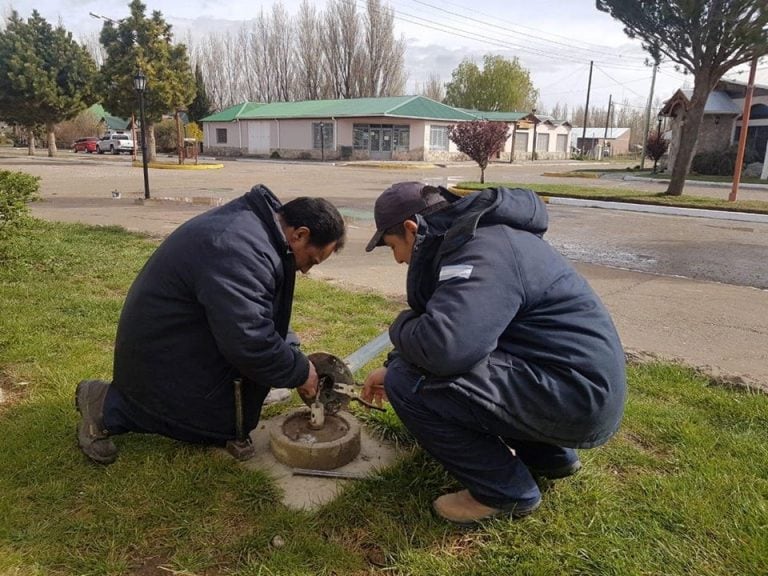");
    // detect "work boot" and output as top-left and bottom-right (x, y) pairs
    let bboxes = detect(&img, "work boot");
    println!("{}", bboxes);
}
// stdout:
(529, 460), (582, 480)
(432, 489), (541, 525)
(75, 379), (118, 465)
